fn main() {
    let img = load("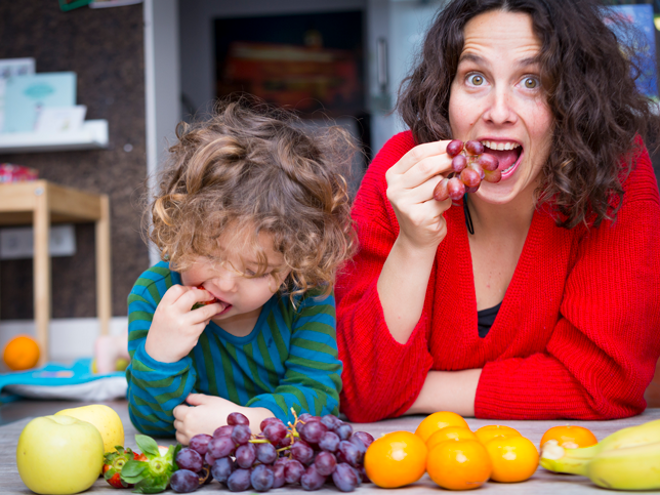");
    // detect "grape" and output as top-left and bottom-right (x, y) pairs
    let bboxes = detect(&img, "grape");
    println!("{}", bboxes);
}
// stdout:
(446, 139), (464, 157)
(208, 435), (235, 459)
(451, 154), (468, 173)
(272, 462), (286, 488)
(278, 435), (293, 448)
(352, 431), (374, 449)
(332, 463), (360, 492)
(213, 425), (235, 439)
(447, 176), (466, 201)
(227, 468), (252, 492)
(320, 414), (341, 431)
(300, 464), (326, 491)
(235, 443), (257, 469)
(476, 153), (499, 171)
(460, 167), (481, 188)
(468, 162), (485, 180)
(170, 469), (200, 493)
(300, 420), (327, 444)
(188, 433), (212, 456)
(255, 441), (278, 464)
(314, 451), (337, 476)
(348, 435), (367, 456)
(318, 431), (340, 452)
(465, 140), (484, 155)
(337, 440), (361, 467)
(298, 413), (314, 422)
(263, 421), (287, 444)
(357, 465), (370, 484)
(335, 422), (353, 441)
(465, 185), (480, 194)
(259, 417), (280, 432)
(211, 457), (235, 483)
(433, 177), (450, 202)
(175, 448), (204, 473)
(231, 424), (252, 445)
(250, 464), (274, 492)
(284, 459), (306, 484)
(204, 451), (216, 466)
(227, 412), (249, 426)
(484, 168), (502, 183)
(291, 439), (315, 465)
